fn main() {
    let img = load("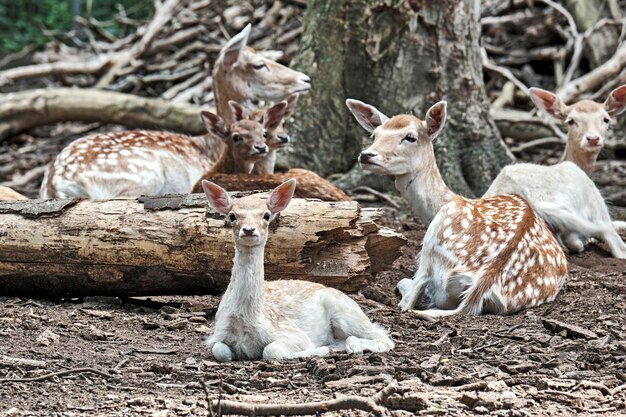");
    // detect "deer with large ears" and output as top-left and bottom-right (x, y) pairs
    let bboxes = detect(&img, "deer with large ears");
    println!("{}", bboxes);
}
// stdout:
(201, 179), (394, 361)
(40, 102), (284, 199)
(529, 85), (626, 175)
(213, 24), (311, 126)
(346, 99), (568, 318)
